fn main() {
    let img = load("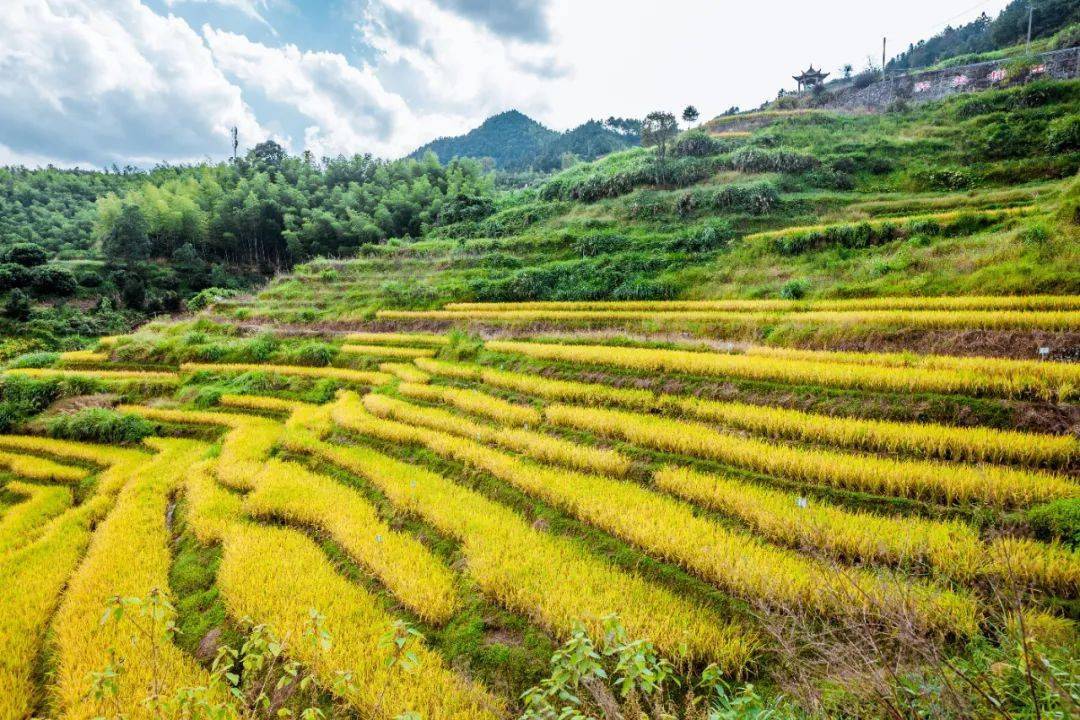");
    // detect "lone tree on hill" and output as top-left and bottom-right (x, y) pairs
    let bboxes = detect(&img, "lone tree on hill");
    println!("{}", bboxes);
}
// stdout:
(641, 111), (679, 184)
(682, 105), (699, 126)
